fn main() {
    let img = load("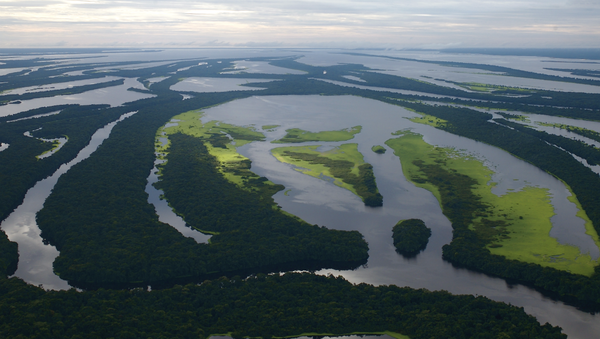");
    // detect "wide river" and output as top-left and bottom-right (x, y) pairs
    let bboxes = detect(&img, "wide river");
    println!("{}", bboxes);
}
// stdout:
(198, 94), (600, 339)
